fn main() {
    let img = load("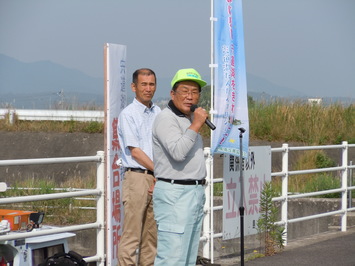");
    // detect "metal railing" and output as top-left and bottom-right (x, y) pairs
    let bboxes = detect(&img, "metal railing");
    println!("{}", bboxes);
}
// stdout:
(202, 141), (355, 261)
(1, 187), (97, 211)
(0, 151), (106, 265)
(1, 142), (354, 264)
(271, 141), (355, 243)
(0, 108), (104, 123)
